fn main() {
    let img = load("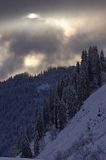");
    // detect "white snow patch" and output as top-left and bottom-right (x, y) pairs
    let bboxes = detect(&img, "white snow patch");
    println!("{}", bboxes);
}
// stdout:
(38, 85), (106, 160)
